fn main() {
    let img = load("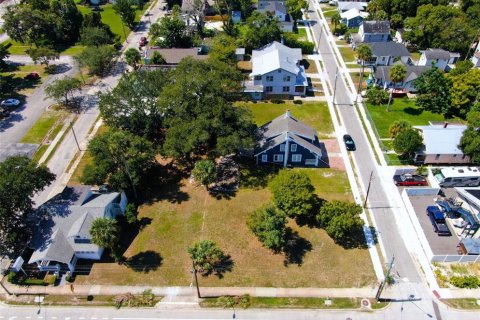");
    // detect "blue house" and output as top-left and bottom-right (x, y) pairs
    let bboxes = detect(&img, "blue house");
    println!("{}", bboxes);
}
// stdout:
(340, 8), (367, 28)
(254, 111), (323, 167)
